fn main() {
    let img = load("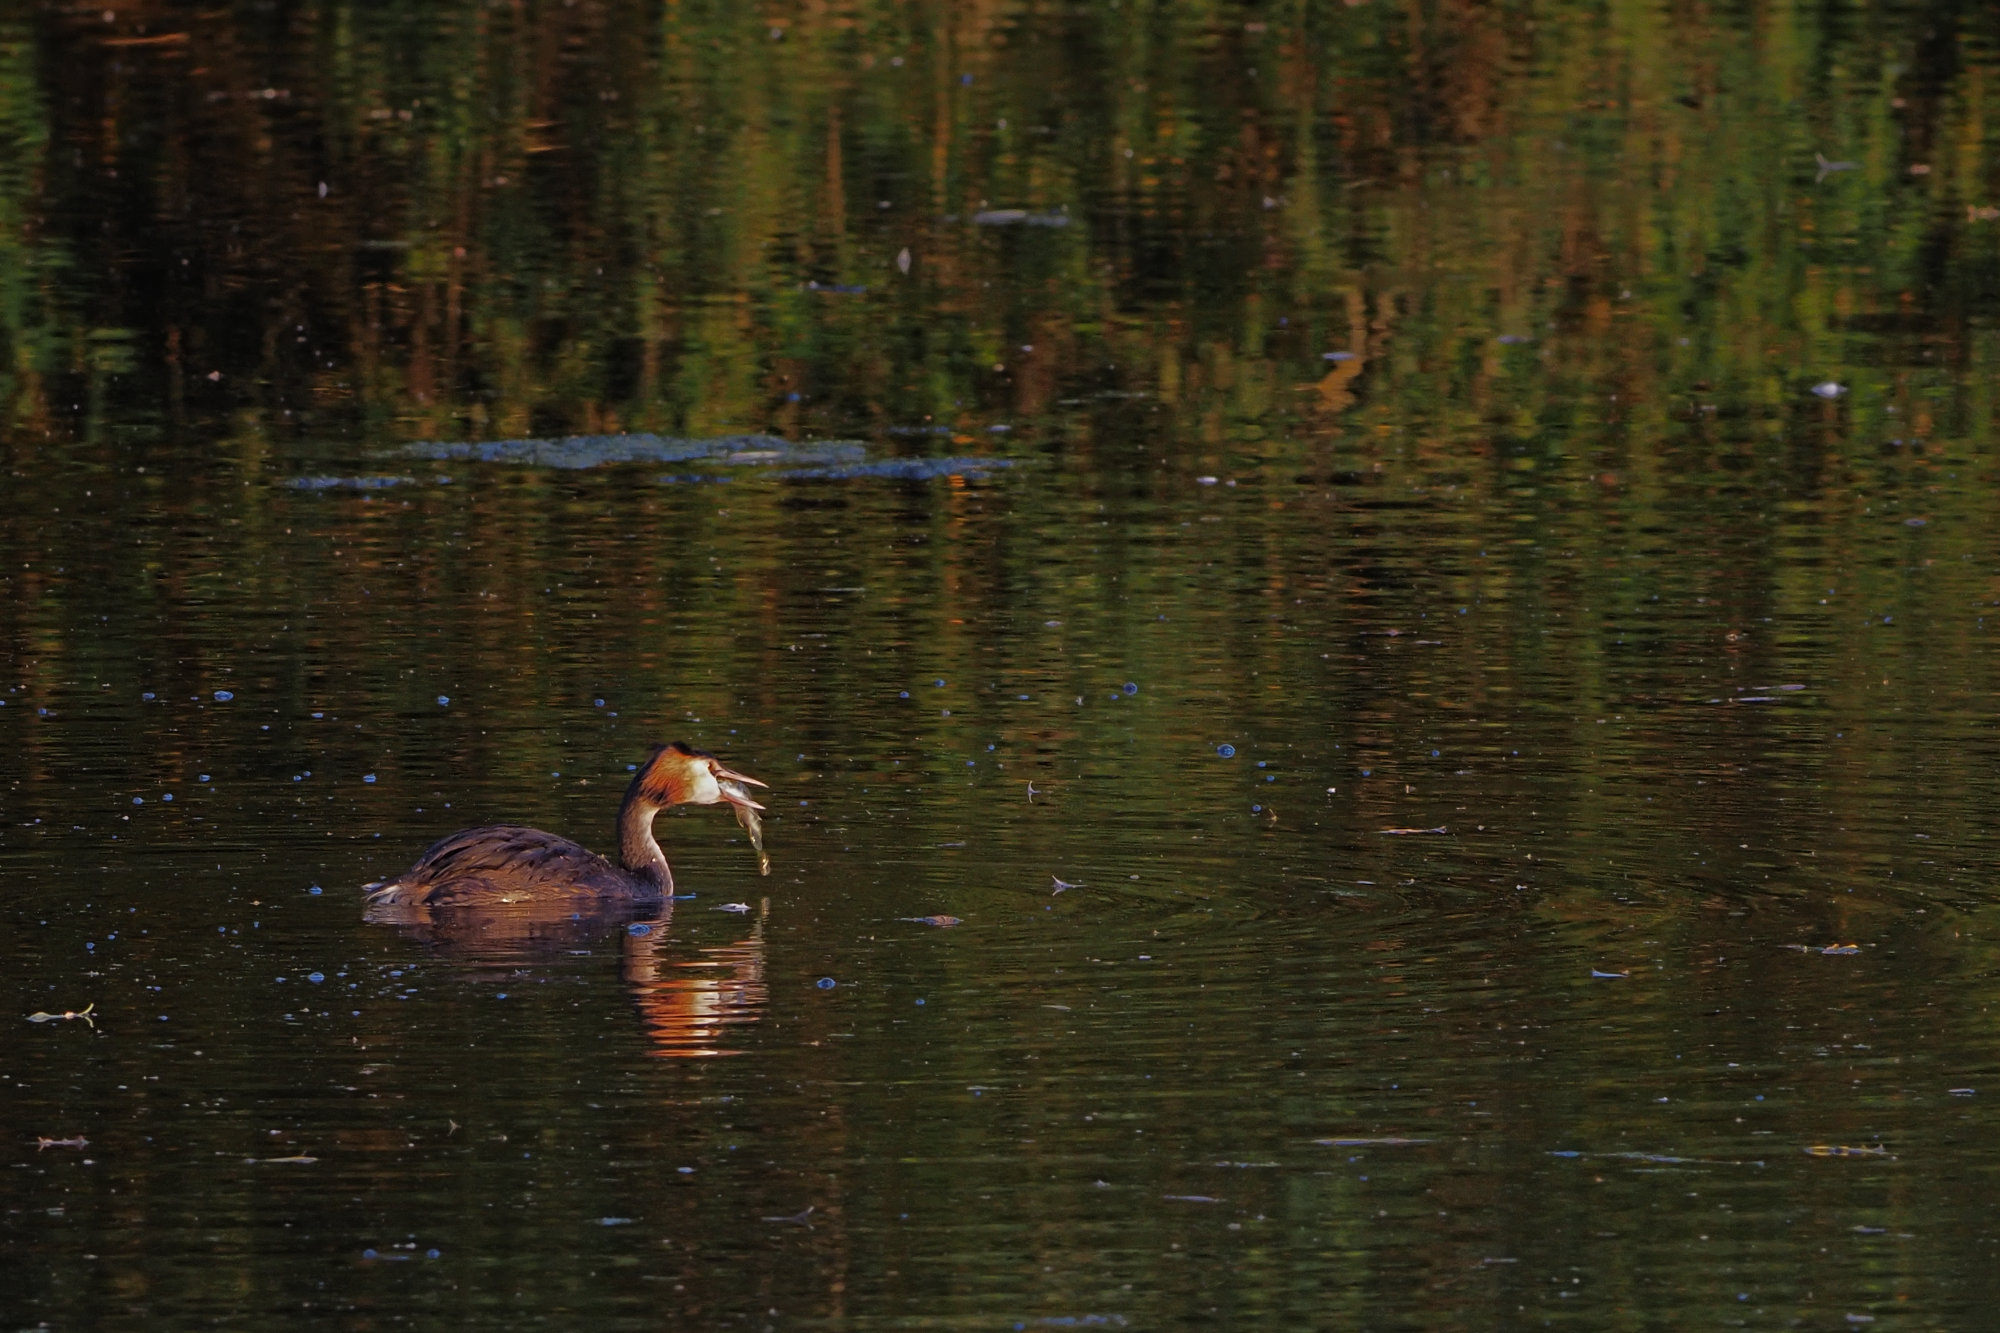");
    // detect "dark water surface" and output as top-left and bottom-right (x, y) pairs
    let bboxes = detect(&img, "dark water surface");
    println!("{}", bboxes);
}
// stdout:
(9, 0), (2000, 1327)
